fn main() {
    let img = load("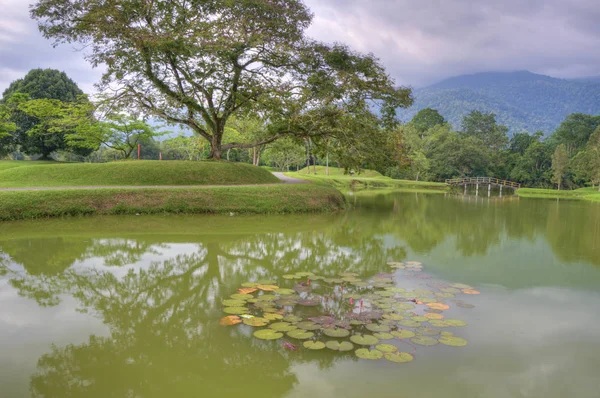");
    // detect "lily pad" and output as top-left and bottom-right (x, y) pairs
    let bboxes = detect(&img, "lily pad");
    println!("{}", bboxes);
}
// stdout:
(410, 336), (439, 346)
(439, 336), (468, 347)
(410, 316), (429, 322)
(296, 321), (321, 331)
(391, 330), (416, 339)
(384, 352), (414, 363)
(355, 348), (384, 360)
(257, 295), (278, 301)
(275, 288), (297, 295)
(283, 274), (300, 280)
(462, 289), (481, 295)
(350, 320), (368, 326)
(287, 329), (314, 340)
(238, 287), (258, 294)
(416, 327), (441, 336)
(253, 329), (283, 340)
(424, 313), (445, 320)
(220, 315), (242, 326)
(350, 335), (380, 346)
(257, 284), (279, 291)
(323, 328), (351, 338)
(264, 313), (284, 321)
(281, 315), (302, 323)
(451, 283), (473, 289)
(398, 319), (421, 328)
(373, 332), (395, 340)
(419, 297), (438, 303)
(222, 299), (247, 307)
(241, 282), (260, 288)
(427, 303), (450, 310)
(325, 341), (354, 351)
(435, 292), (455, 299)
(375, 291), (396, 297)
(269, 322), (297, 332)
(441, 288), (461, 294)
(440, 331), (454, 338)
(230, 294), (253, 300)
(296, 272), (314, 277)
(366, 324), (391, 333)
(457, 302), (475, 309)
(444, 319), (467, 327)
(303, 341), (326, 350)
(428, 320), (450, 327)
(384, 287), (406, 293)
(375, 343), (398, 353)
(243, 317), (270, 327)
(223, 306), (250, 315)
